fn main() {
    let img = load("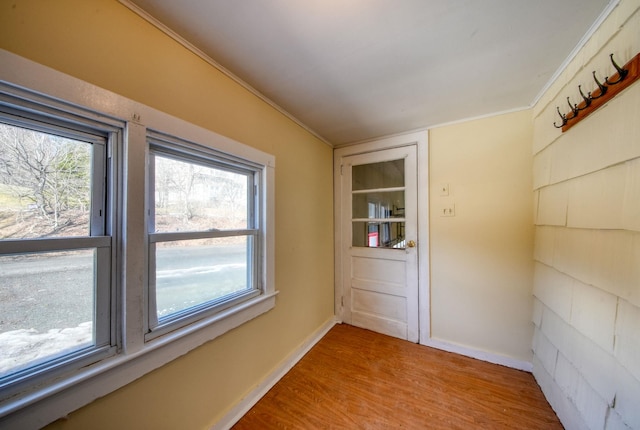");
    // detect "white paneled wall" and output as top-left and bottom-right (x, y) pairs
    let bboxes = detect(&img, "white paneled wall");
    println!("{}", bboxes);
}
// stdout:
(531, 2), (640, 429)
